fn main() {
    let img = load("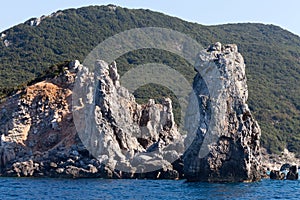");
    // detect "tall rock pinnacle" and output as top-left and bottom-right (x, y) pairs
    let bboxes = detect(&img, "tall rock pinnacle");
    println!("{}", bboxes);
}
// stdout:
(184, 43), (262, 182)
